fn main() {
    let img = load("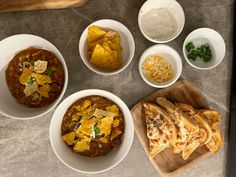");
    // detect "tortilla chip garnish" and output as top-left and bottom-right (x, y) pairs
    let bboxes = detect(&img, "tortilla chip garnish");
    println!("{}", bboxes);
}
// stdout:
(88, 26), (106, 43)
(19, 68), (33, 85)
(90, 44), (121, 70)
